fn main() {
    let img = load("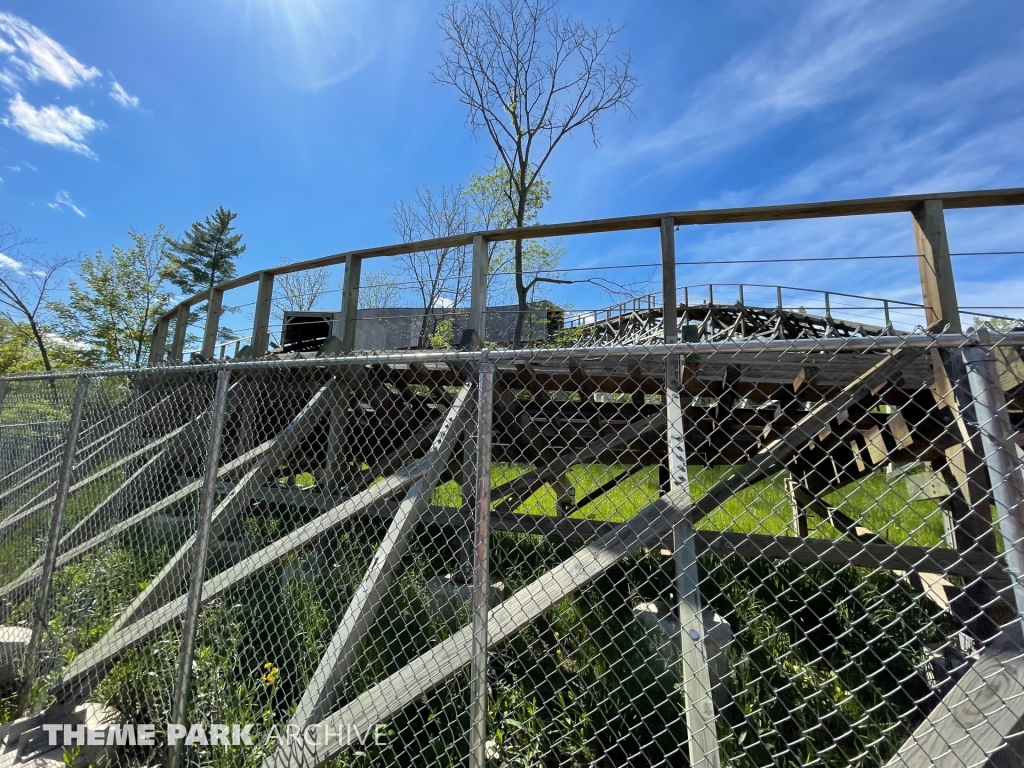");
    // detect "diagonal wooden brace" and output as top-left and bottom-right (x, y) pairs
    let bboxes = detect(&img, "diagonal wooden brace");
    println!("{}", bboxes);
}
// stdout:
(261, 345), (924, 767)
